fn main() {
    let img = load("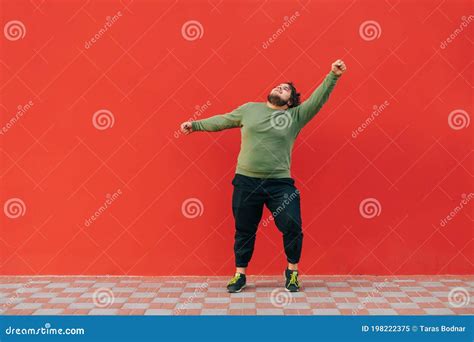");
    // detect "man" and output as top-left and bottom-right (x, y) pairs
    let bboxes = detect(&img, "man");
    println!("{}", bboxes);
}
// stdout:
(180, 60), (346, 293)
